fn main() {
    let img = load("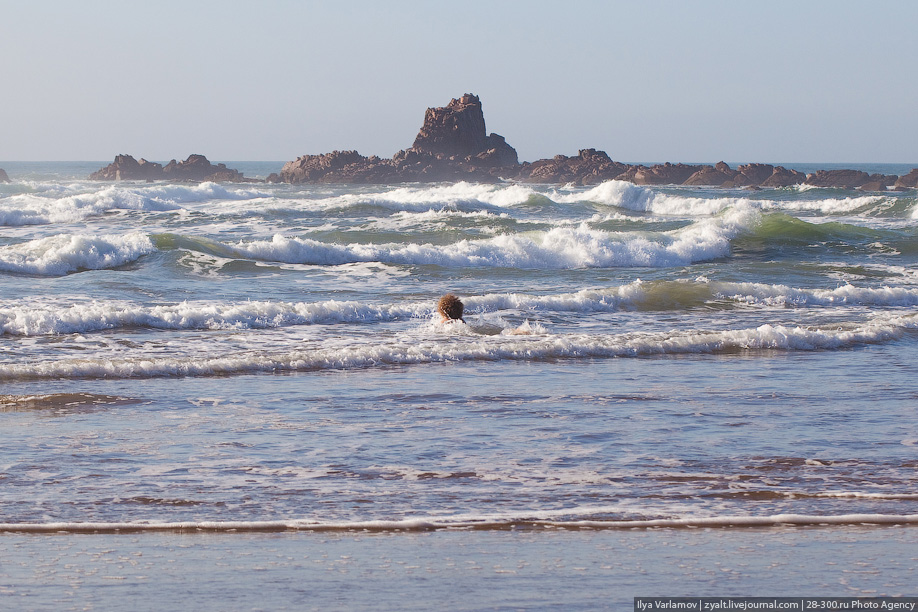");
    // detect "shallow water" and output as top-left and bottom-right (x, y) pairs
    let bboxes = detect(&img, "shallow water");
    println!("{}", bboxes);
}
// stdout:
(1, 162), (916, 604)
(2, 526), (915, 611)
